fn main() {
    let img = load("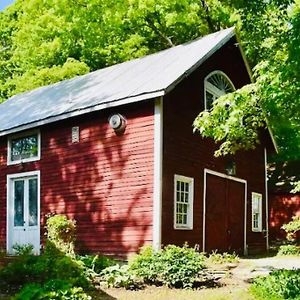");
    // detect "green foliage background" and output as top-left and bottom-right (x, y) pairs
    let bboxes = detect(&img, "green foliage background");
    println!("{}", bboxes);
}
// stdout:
(0, 0), (299, 181)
